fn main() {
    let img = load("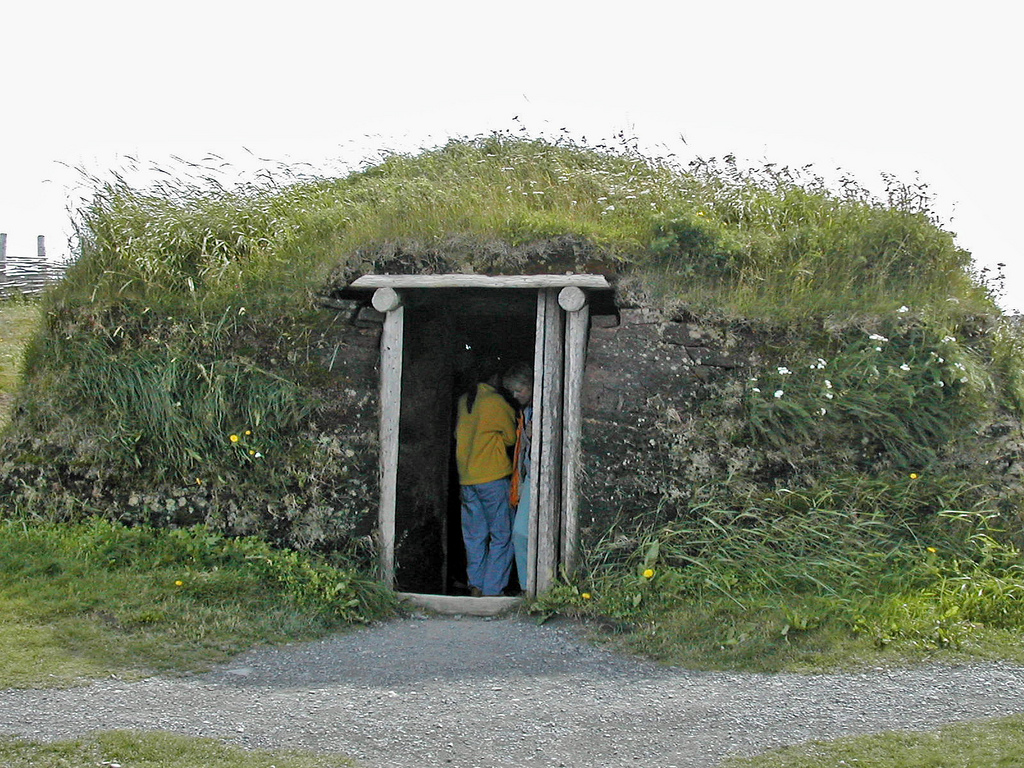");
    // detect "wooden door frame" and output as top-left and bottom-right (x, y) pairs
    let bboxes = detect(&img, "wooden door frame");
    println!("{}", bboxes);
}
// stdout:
(354, 274), (608, 597)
